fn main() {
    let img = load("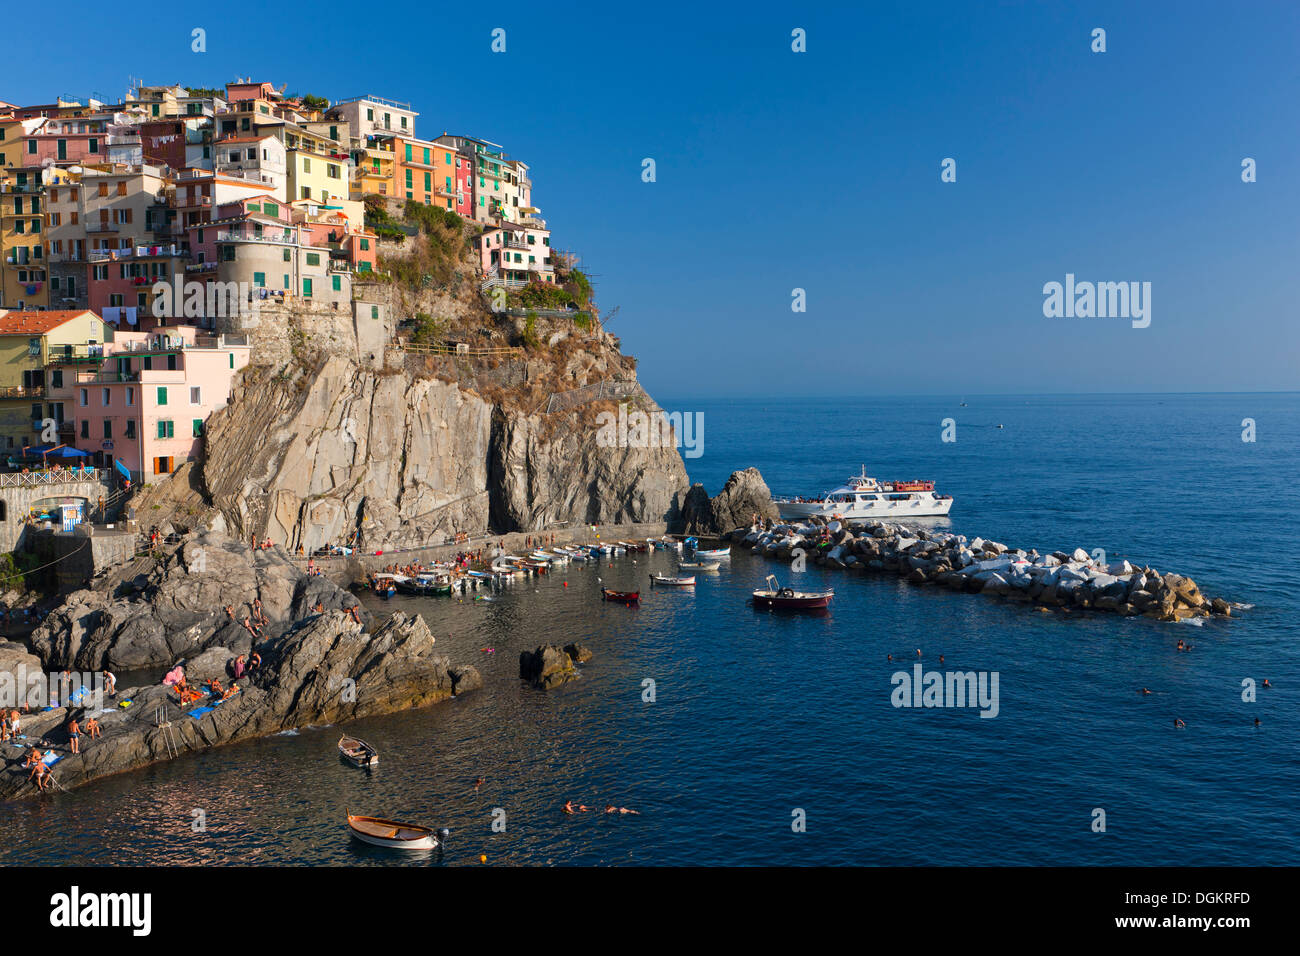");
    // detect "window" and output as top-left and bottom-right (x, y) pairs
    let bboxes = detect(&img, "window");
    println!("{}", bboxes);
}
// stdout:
(103, 420), (112, 439)
(126, 387), (135, 406)
(125, 420), (136, 439)
(153, 456), (174, 474)
(303, 278), (313, 297)
(156, 420), (174, 439)
(253, 271), (265, 287)
(79, 388), (88, 407)
(302, 157), (311, 172)
(283, 248), (291, 262)
(157, 387), (167, 406)
(306, 252), (320, 266)
(166, 354), (177, 371)
(359, 238), (369, 251)
(332, 275), (341, 292)
(221, 246), (235, 261)
(422, 148), (430, 165)
(229, 353), (235, 369)
(371, 305), (379, 319)
(51, 370), (63, 389)
(192, 419), (204, 437)
(102, 388), (110, 406)
(190, 387), (201, 404)
(89, 138), (98, 153)
(80, 420), (89, 439)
